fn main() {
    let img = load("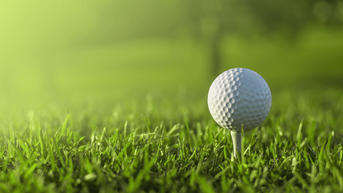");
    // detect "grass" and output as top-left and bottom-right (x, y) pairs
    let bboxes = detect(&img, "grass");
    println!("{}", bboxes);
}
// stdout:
(0, 25), (343, 193)
(0, 88), (342, 193)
